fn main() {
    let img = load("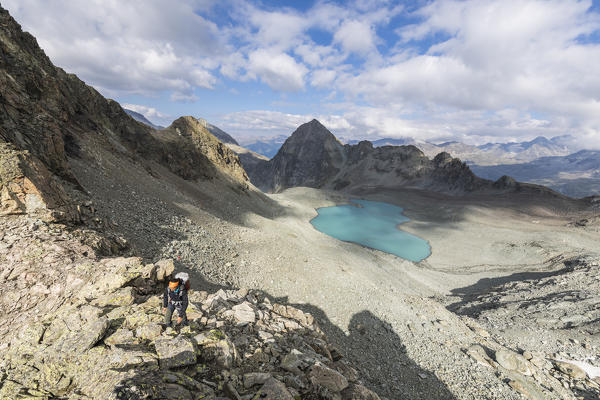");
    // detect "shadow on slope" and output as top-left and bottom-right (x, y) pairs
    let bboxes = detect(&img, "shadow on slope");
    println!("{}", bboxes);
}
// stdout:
(446, 265), (569, 317)
(279, 300), (458, 399)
